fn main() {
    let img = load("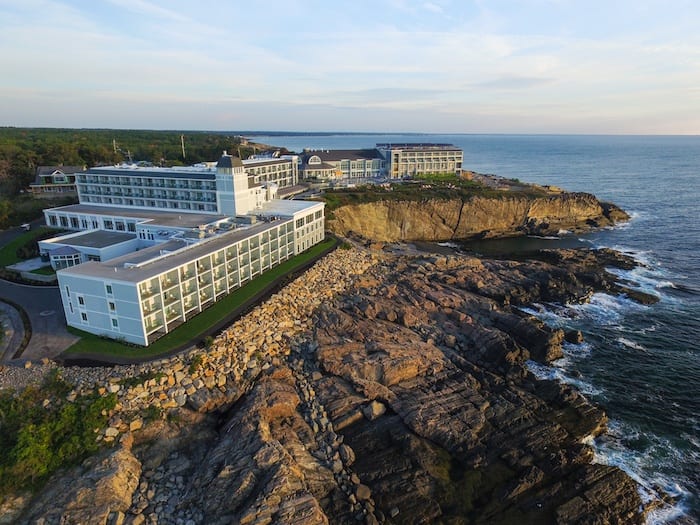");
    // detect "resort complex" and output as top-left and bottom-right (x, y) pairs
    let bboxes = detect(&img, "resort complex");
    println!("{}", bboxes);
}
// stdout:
(39, 142), (462, 347)
(41, 152), (323, 346)
(300, 143), (463, 182)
